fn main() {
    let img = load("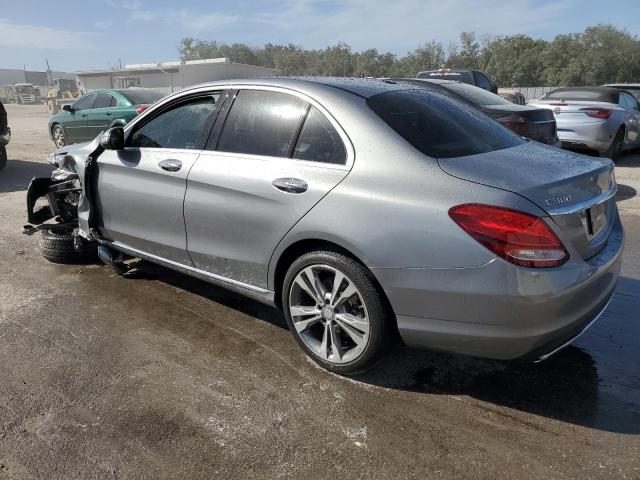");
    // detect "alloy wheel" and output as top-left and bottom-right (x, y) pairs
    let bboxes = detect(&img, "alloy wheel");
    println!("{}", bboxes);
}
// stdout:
(288, 264), (370, 364)
(53, 126), (65, 148)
